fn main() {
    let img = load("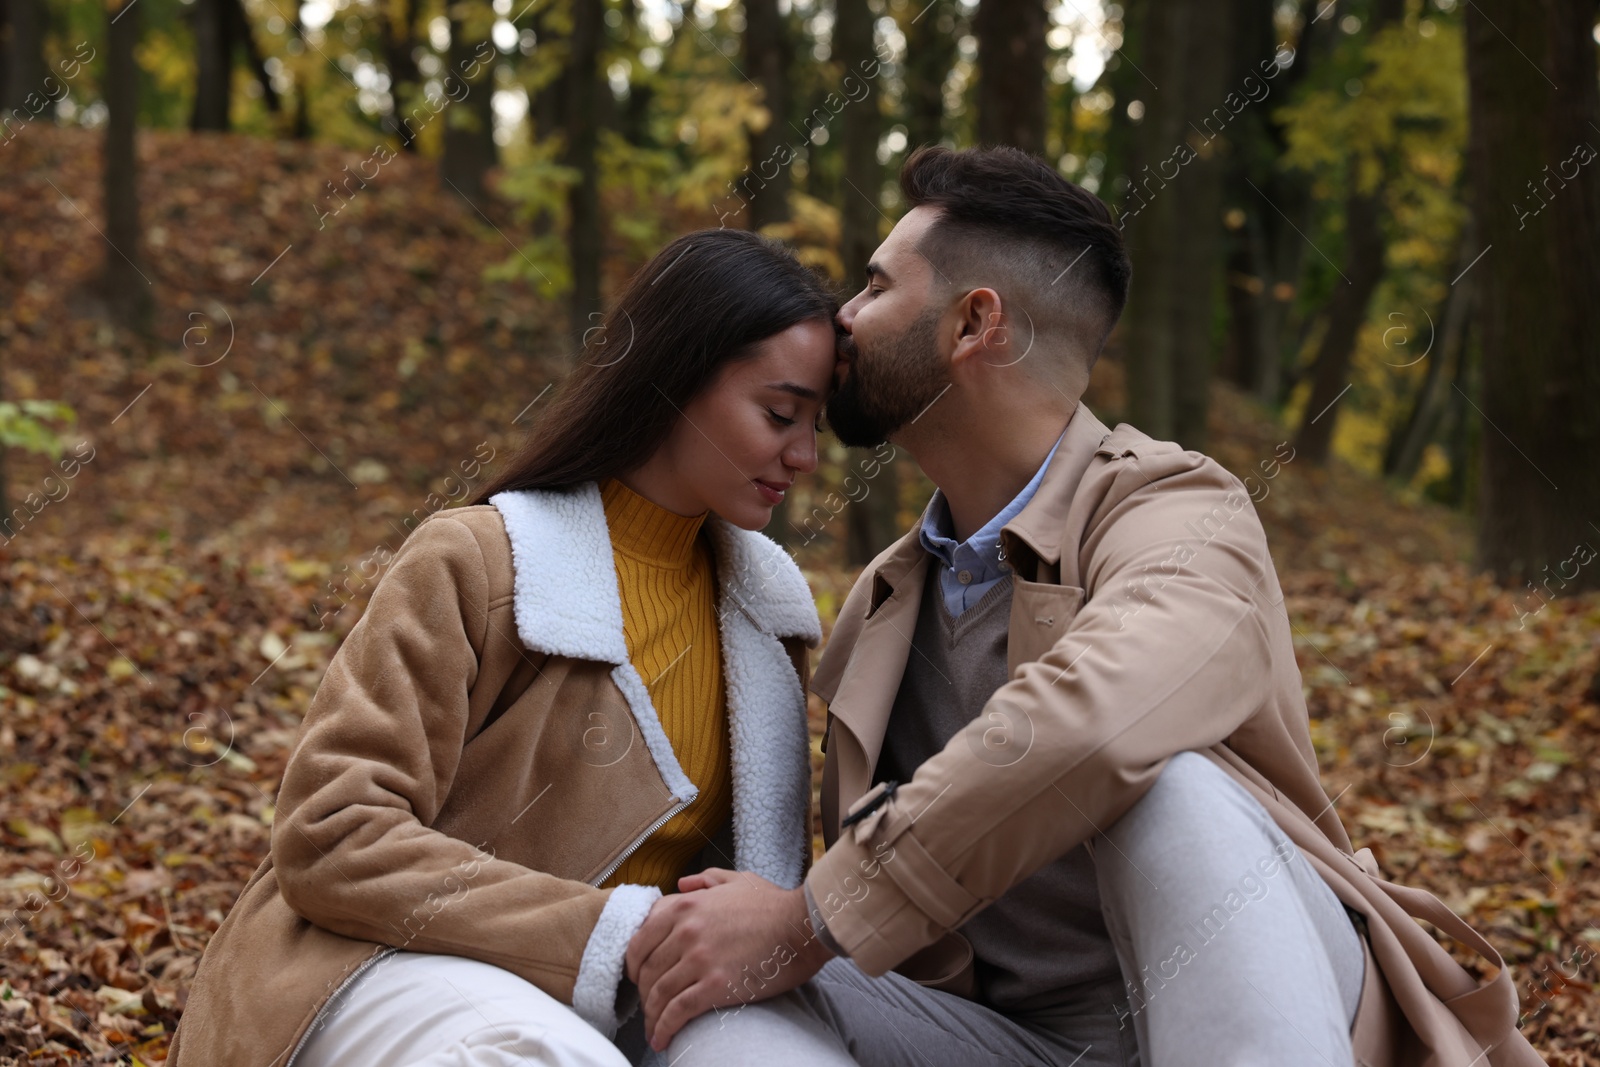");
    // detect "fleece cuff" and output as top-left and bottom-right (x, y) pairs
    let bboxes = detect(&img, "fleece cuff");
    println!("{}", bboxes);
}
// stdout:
(571, 884), (661, 1038)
